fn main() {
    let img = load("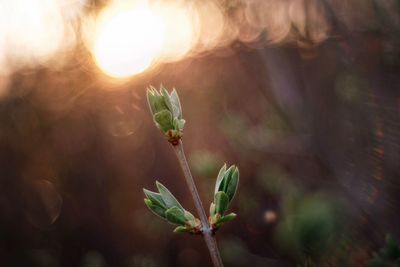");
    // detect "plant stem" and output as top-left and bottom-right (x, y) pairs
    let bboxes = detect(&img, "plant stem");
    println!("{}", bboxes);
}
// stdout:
(173, 140), (224, 267)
